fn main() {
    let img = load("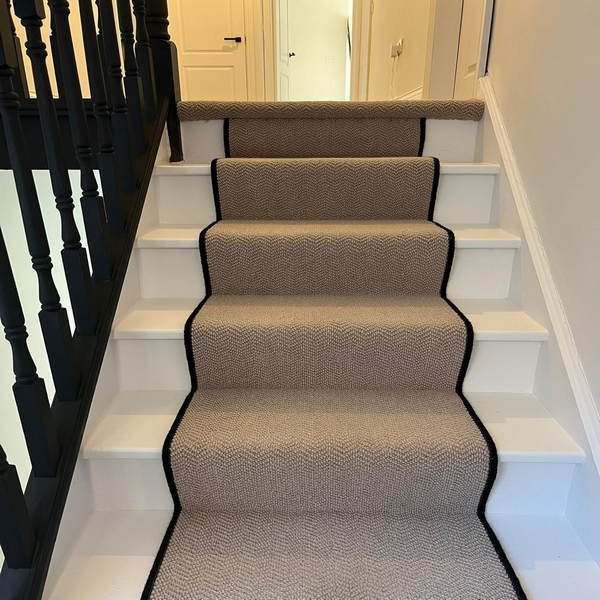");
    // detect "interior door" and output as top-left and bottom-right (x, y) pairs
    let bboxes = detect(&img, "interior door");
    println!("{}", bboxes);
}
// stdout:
(276, 0), (291, 100)
(454, 0), (493, 99)
(169, 0), (248, 101)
